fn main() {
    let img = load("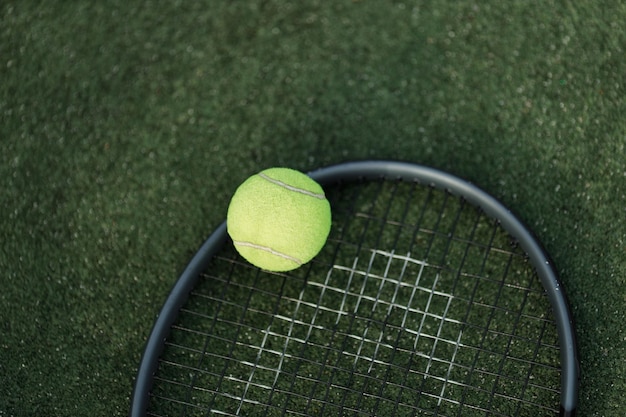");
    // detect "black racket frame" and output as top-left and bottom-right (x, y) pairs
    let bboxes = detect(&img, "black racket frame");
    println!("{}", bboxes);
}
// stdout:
(129, 160), (579, 417)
